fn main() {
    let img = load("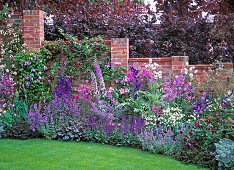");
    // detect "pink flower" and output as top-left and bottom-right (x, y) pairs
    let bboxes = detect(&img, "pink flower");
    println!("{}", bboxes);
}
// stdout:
(119, 88), (125, 94)
(183, 137), (187, 141)
(66, 101), (70, 104)
(31, 69), (36, 72)
(25, 75), (29, 80)
(125, 89), (130, 93)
